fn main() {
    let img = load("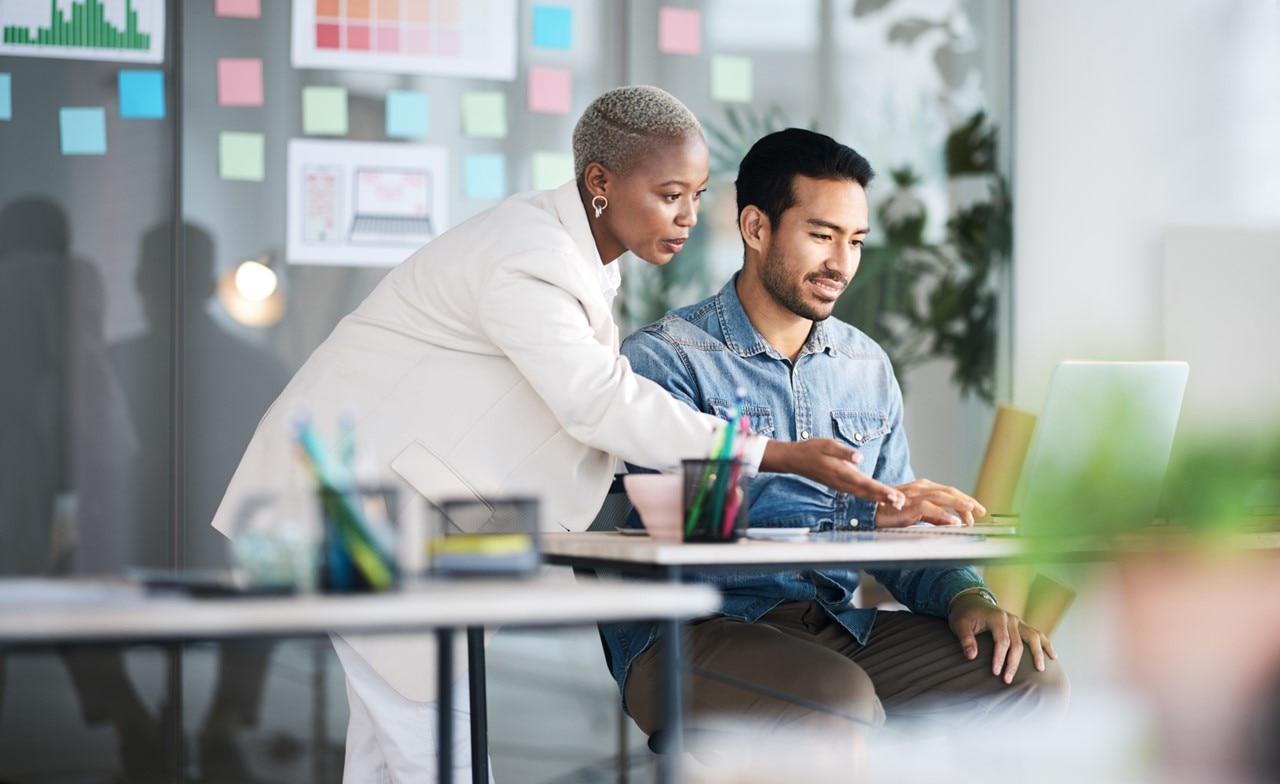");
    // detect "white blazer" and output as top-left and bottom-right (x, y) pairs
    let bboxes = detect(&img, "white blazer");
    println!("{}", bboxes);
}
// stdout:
(211, 181), (723, 700)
